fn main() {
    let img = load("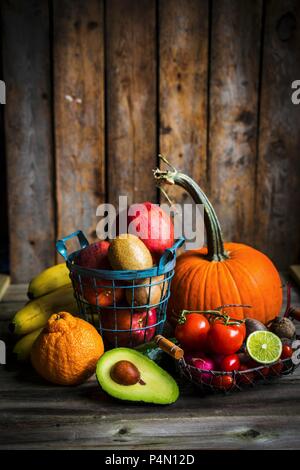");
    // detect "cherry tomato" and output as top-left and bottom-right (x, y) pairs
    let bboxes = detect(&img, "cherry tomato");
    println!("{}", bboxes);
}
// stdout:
(258, 366), (270, 378)
(220, 354), (240, 372)
(238, 364), (256, 384)
(175, 313), (210, 351)
(281, 344), (293, 359)
(212, 374), (234, 390)
(207, 320), (245, 355)
(269, 361), (283, 376)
